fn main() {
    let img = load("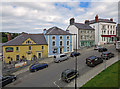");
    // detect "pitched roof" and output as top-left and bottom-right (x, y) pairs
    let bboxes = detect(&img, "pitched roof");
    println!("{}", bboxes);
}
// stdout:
(45, 26), (72, 35)
(2, 34), (47, 46)
(89, 19), (116, 24)
(74, 23), (94, 30)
